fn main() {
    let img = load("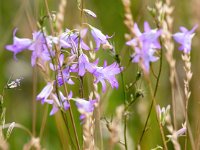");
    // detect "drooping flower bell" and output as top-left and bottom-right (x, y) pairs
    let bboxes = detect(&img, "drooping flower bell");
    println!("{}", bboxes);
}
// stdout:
(173, 25), (198, 53)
